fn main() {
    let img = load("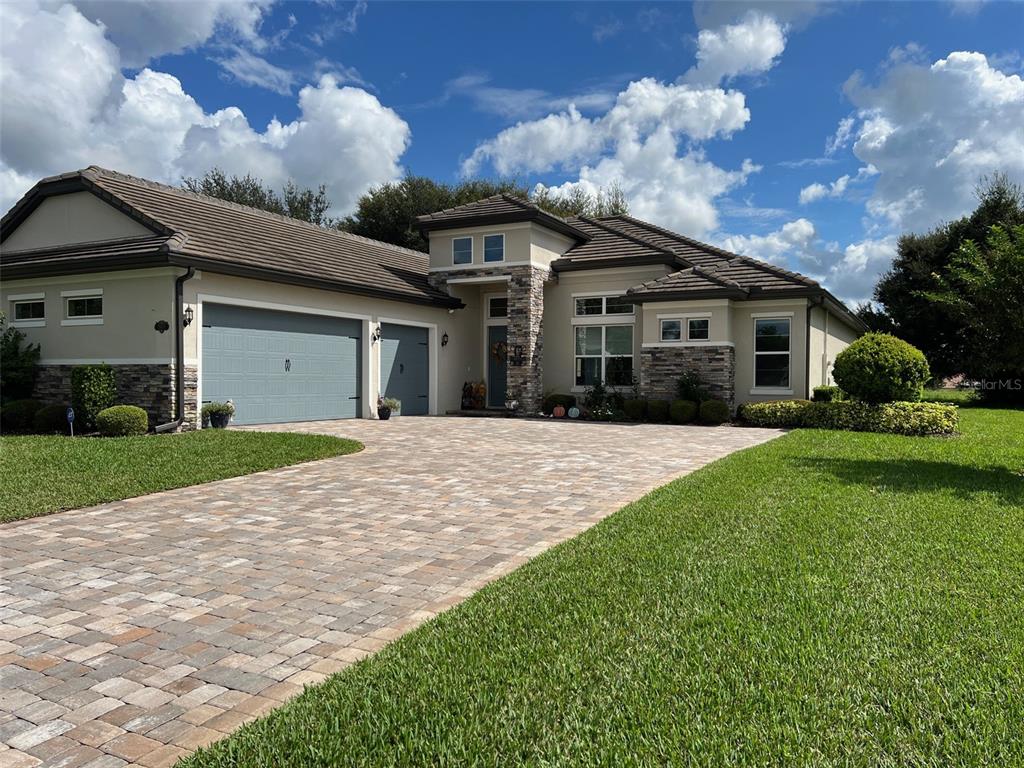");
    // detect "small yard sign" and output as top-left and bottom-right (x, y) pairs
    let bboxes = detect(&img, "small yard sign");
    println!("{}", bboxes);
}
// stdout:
(66, 407), (75, 436)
